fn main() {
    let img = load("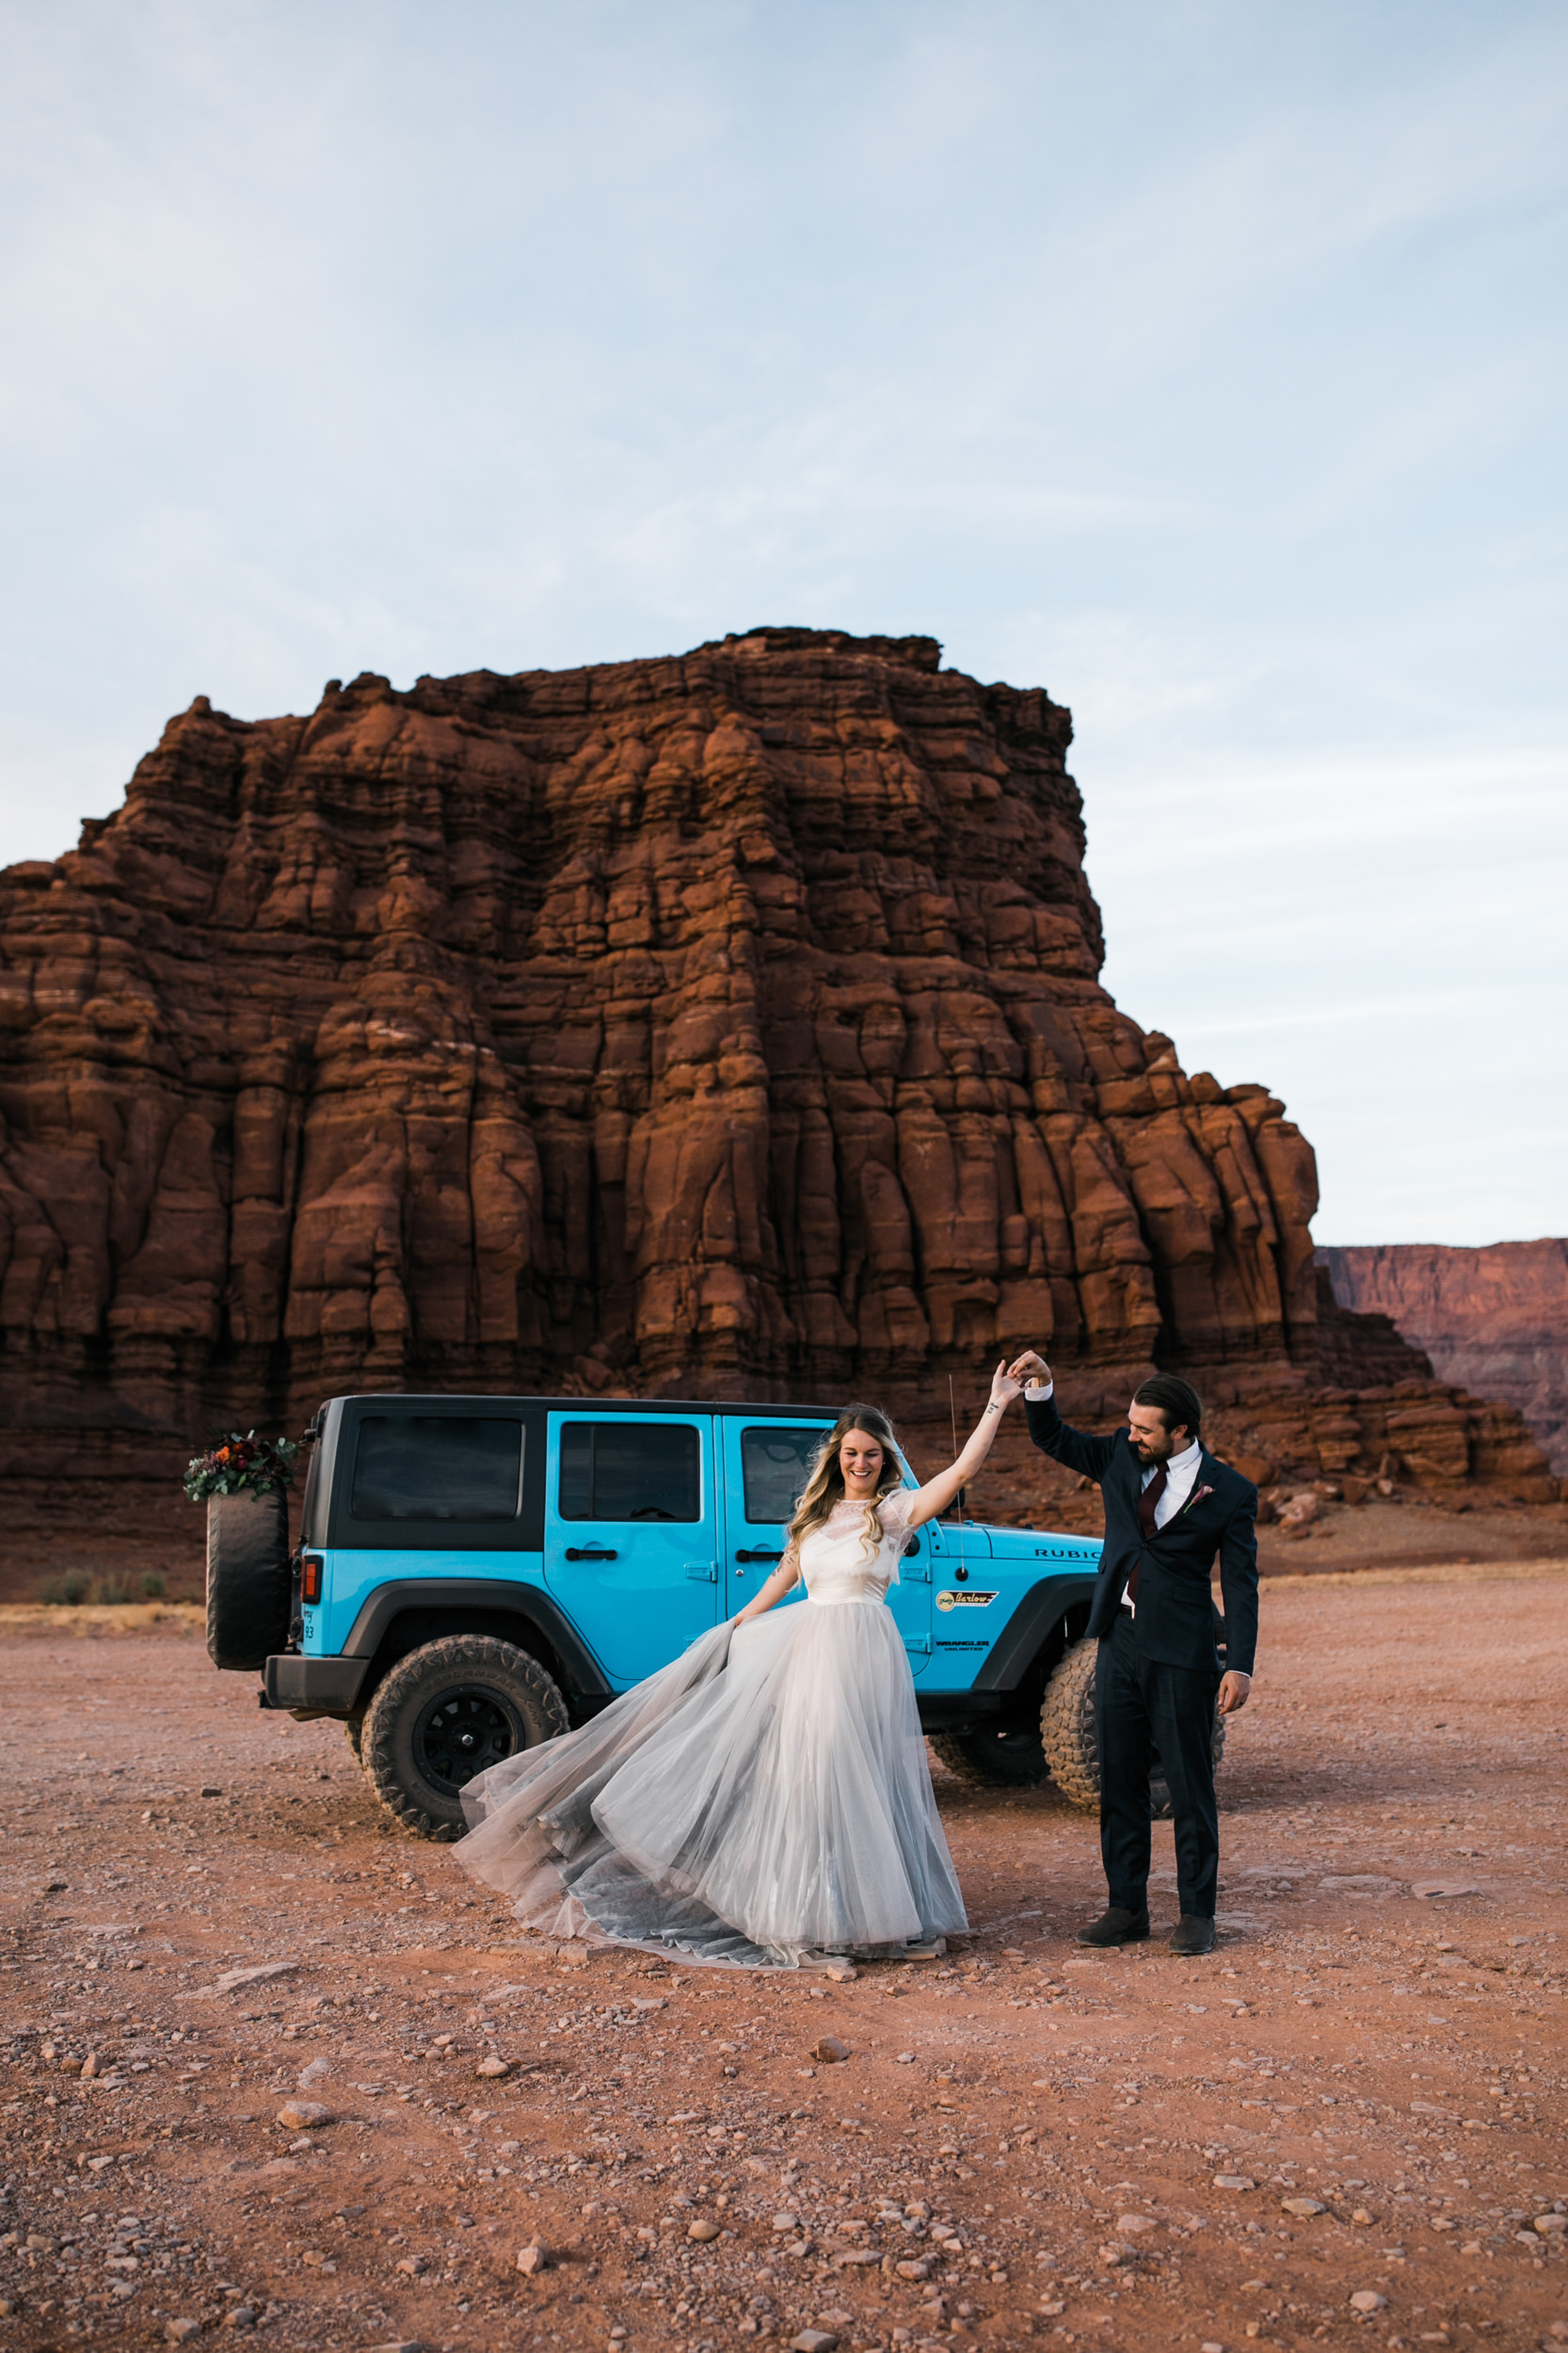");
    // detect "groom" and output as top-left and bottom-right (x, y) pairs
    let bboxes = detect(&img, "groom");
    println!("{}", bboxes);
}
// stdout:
(1008, 1353), (1258, 1956)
